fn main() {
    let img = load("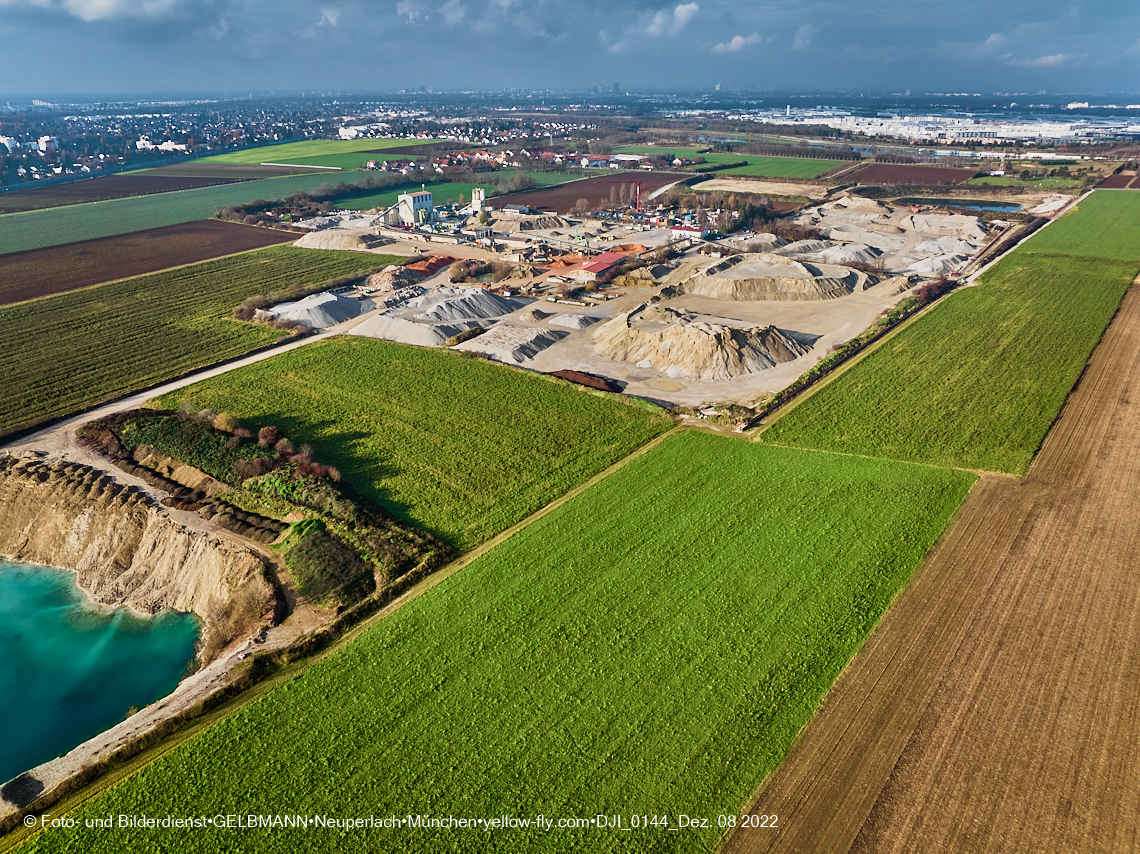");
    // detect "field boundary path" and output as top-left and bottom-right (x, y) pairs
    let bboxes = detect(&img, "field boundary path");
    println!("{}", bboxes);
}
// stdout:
(724, 275), (1140, 854)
